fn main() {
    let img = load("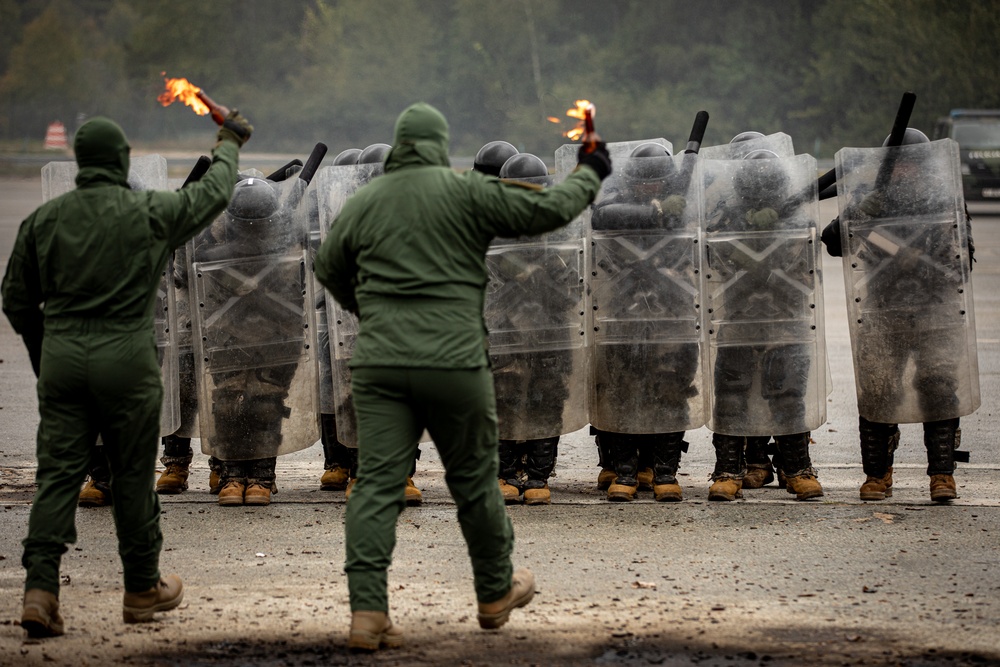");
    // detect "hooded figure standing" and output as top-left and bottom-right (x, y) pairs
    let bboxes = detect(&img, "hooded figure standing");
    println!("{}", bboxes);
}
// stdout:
(2, 113), (251, 638)
(315, 102), (609, 651)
